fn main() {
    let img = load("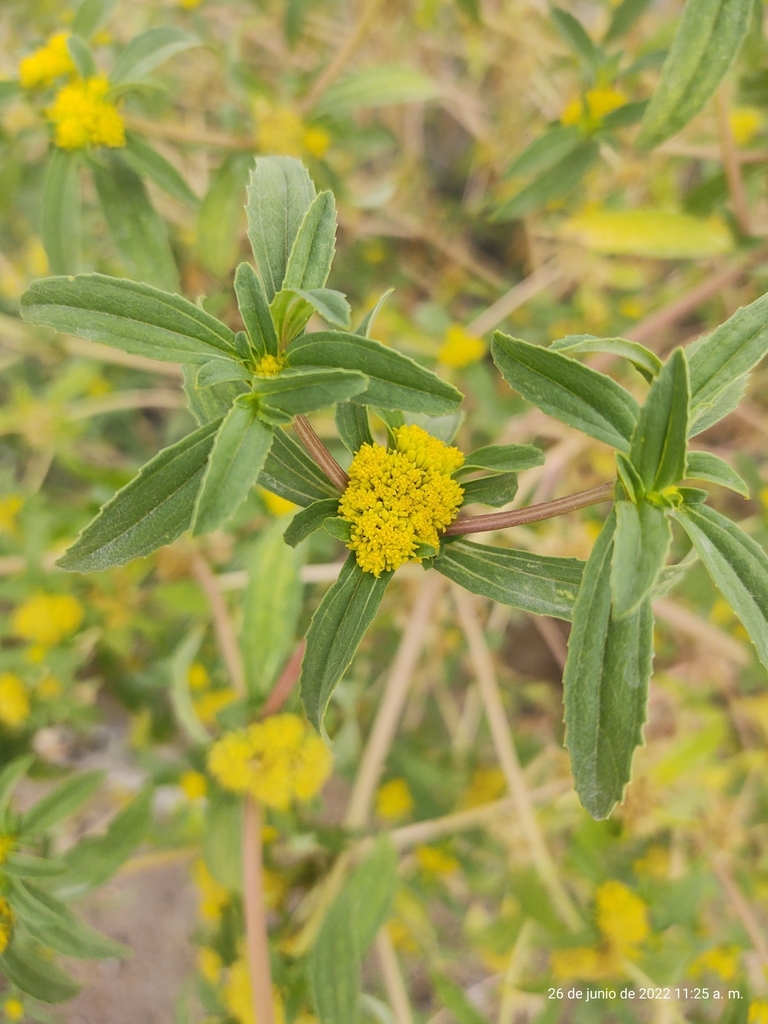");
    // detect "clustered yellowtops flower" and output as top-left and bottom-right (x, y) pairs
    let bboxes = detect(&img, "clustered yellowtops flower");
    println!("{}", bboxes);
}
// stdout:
(46, 77), (126, 150)
(339, 424), (464, 577)
(12, 593), (84, 647)
(207, 713), (332, 810)
(561, 86), (626, 128)
(0, 896), (13, 954)
(0, 673), (30, 730)
(19, 32), (75, 89)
